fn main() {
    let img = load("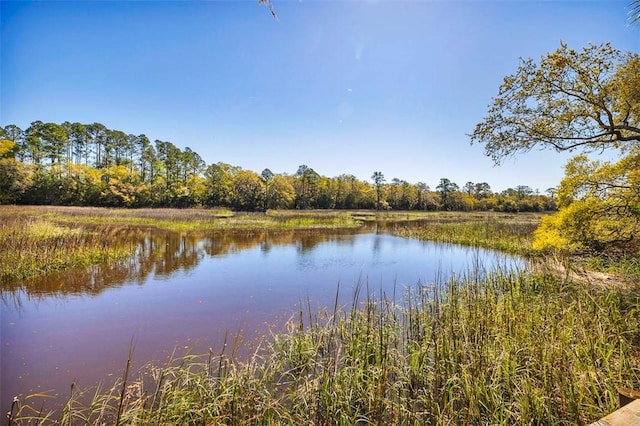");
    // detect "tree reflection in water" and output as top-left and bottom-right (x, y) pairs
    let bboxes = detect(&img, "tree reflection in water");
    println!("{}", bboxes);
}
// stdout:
(1, 223), (522, 419)
(1, 227), (365, 299)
